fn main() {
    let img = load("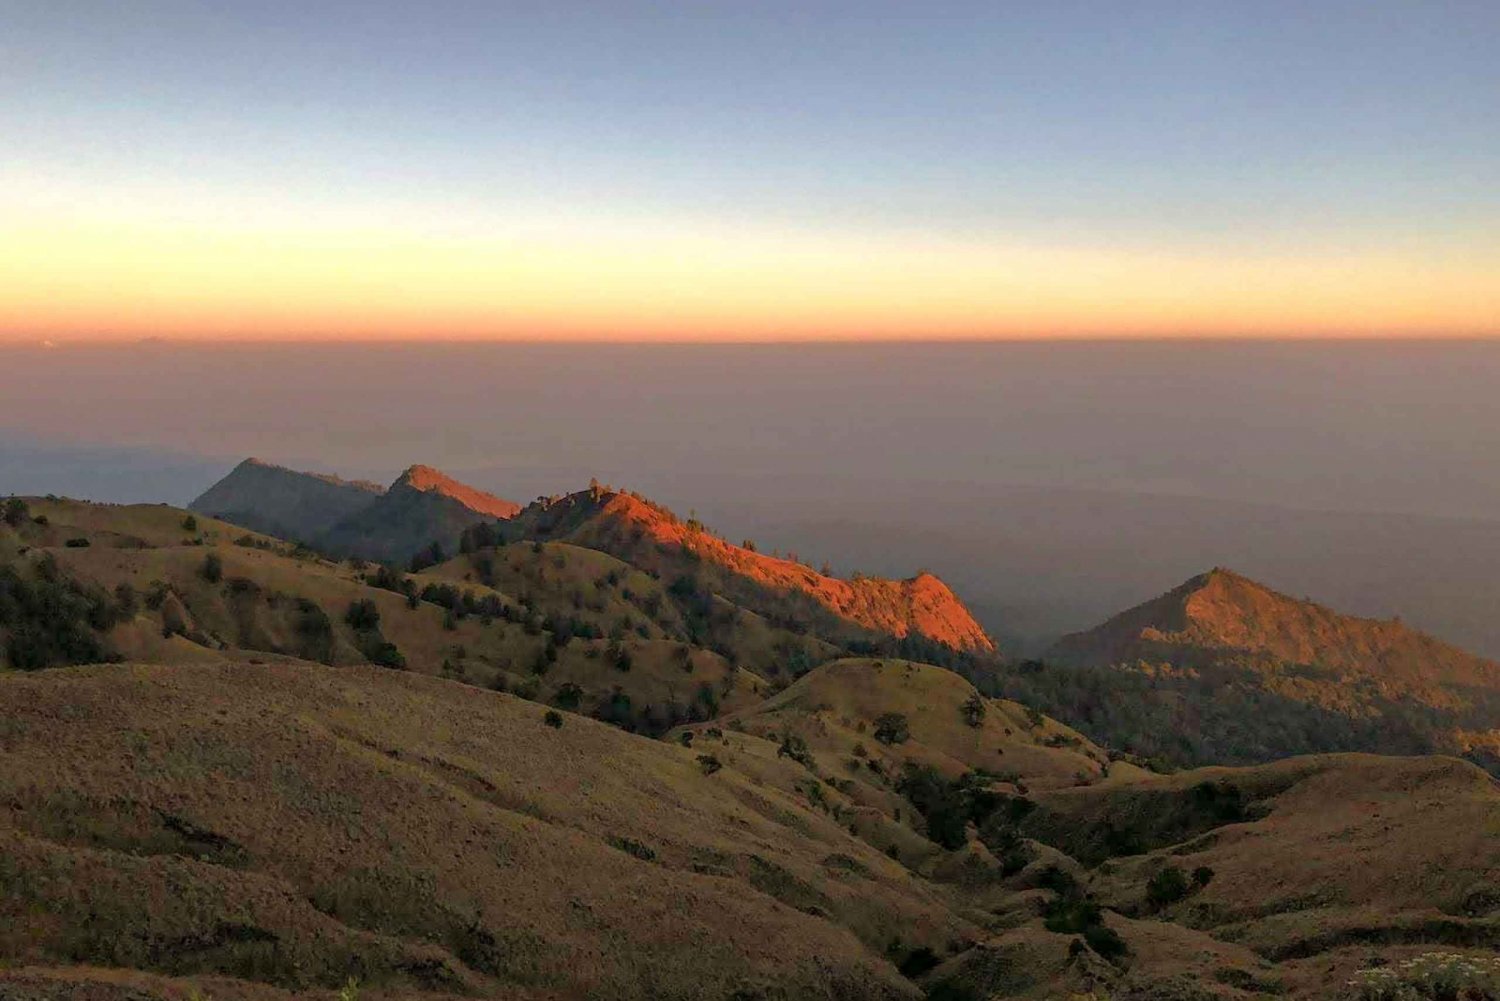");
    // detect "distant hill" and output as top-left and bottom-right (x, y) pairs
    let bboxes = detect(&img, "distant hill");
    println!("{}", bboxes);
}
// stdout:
(188, 457), (385, 542)
(1049, 567), (1500, 697)
(503, 486), (994, 655)
(319, 464), (521, 563)
(190, 459), (520, 564)
(995, 568), (1500, 772)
